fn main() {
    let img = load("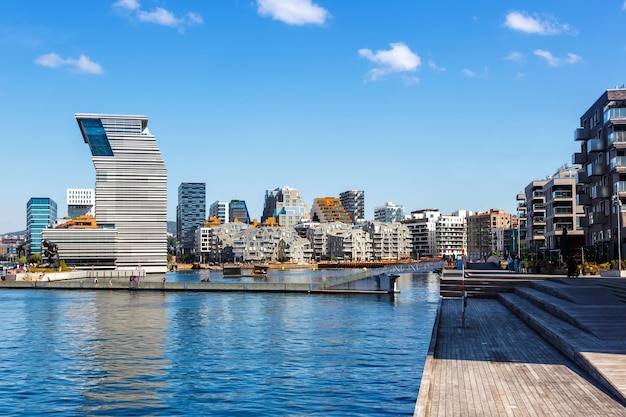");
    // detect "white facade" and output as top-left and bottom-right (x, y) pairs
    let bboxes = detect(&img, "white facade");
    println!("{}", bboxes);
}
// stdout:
(76, 114), (168, 273)
(307, 222), (353, 261)
(67, 188), (95, 218)
(374, 202), (405, 223)
(363, 221), (412, 260)
(232, 226), (312, 263)
(209, 201), (229, 224)
(327, 228), (371, 261)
